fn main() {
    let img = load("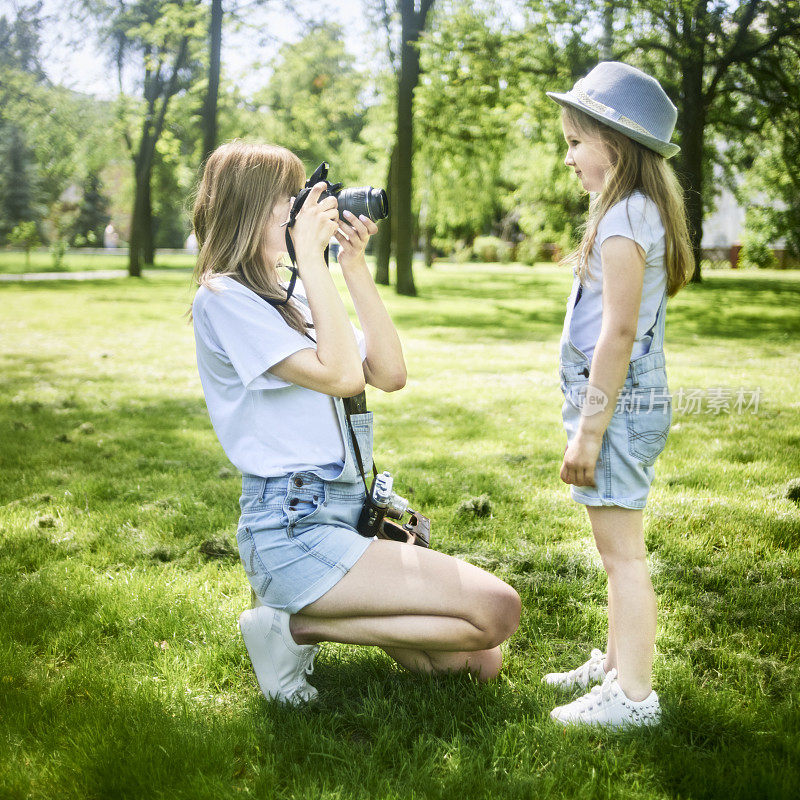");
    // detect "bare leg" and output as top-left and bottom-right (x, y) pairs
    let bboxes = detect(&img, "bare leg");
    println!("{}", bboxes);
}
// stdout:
(586, 506), (655, 701)
(605, 580), (617, 673)
(288, 540), (520, 681)
(381, 645), (503, 682)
